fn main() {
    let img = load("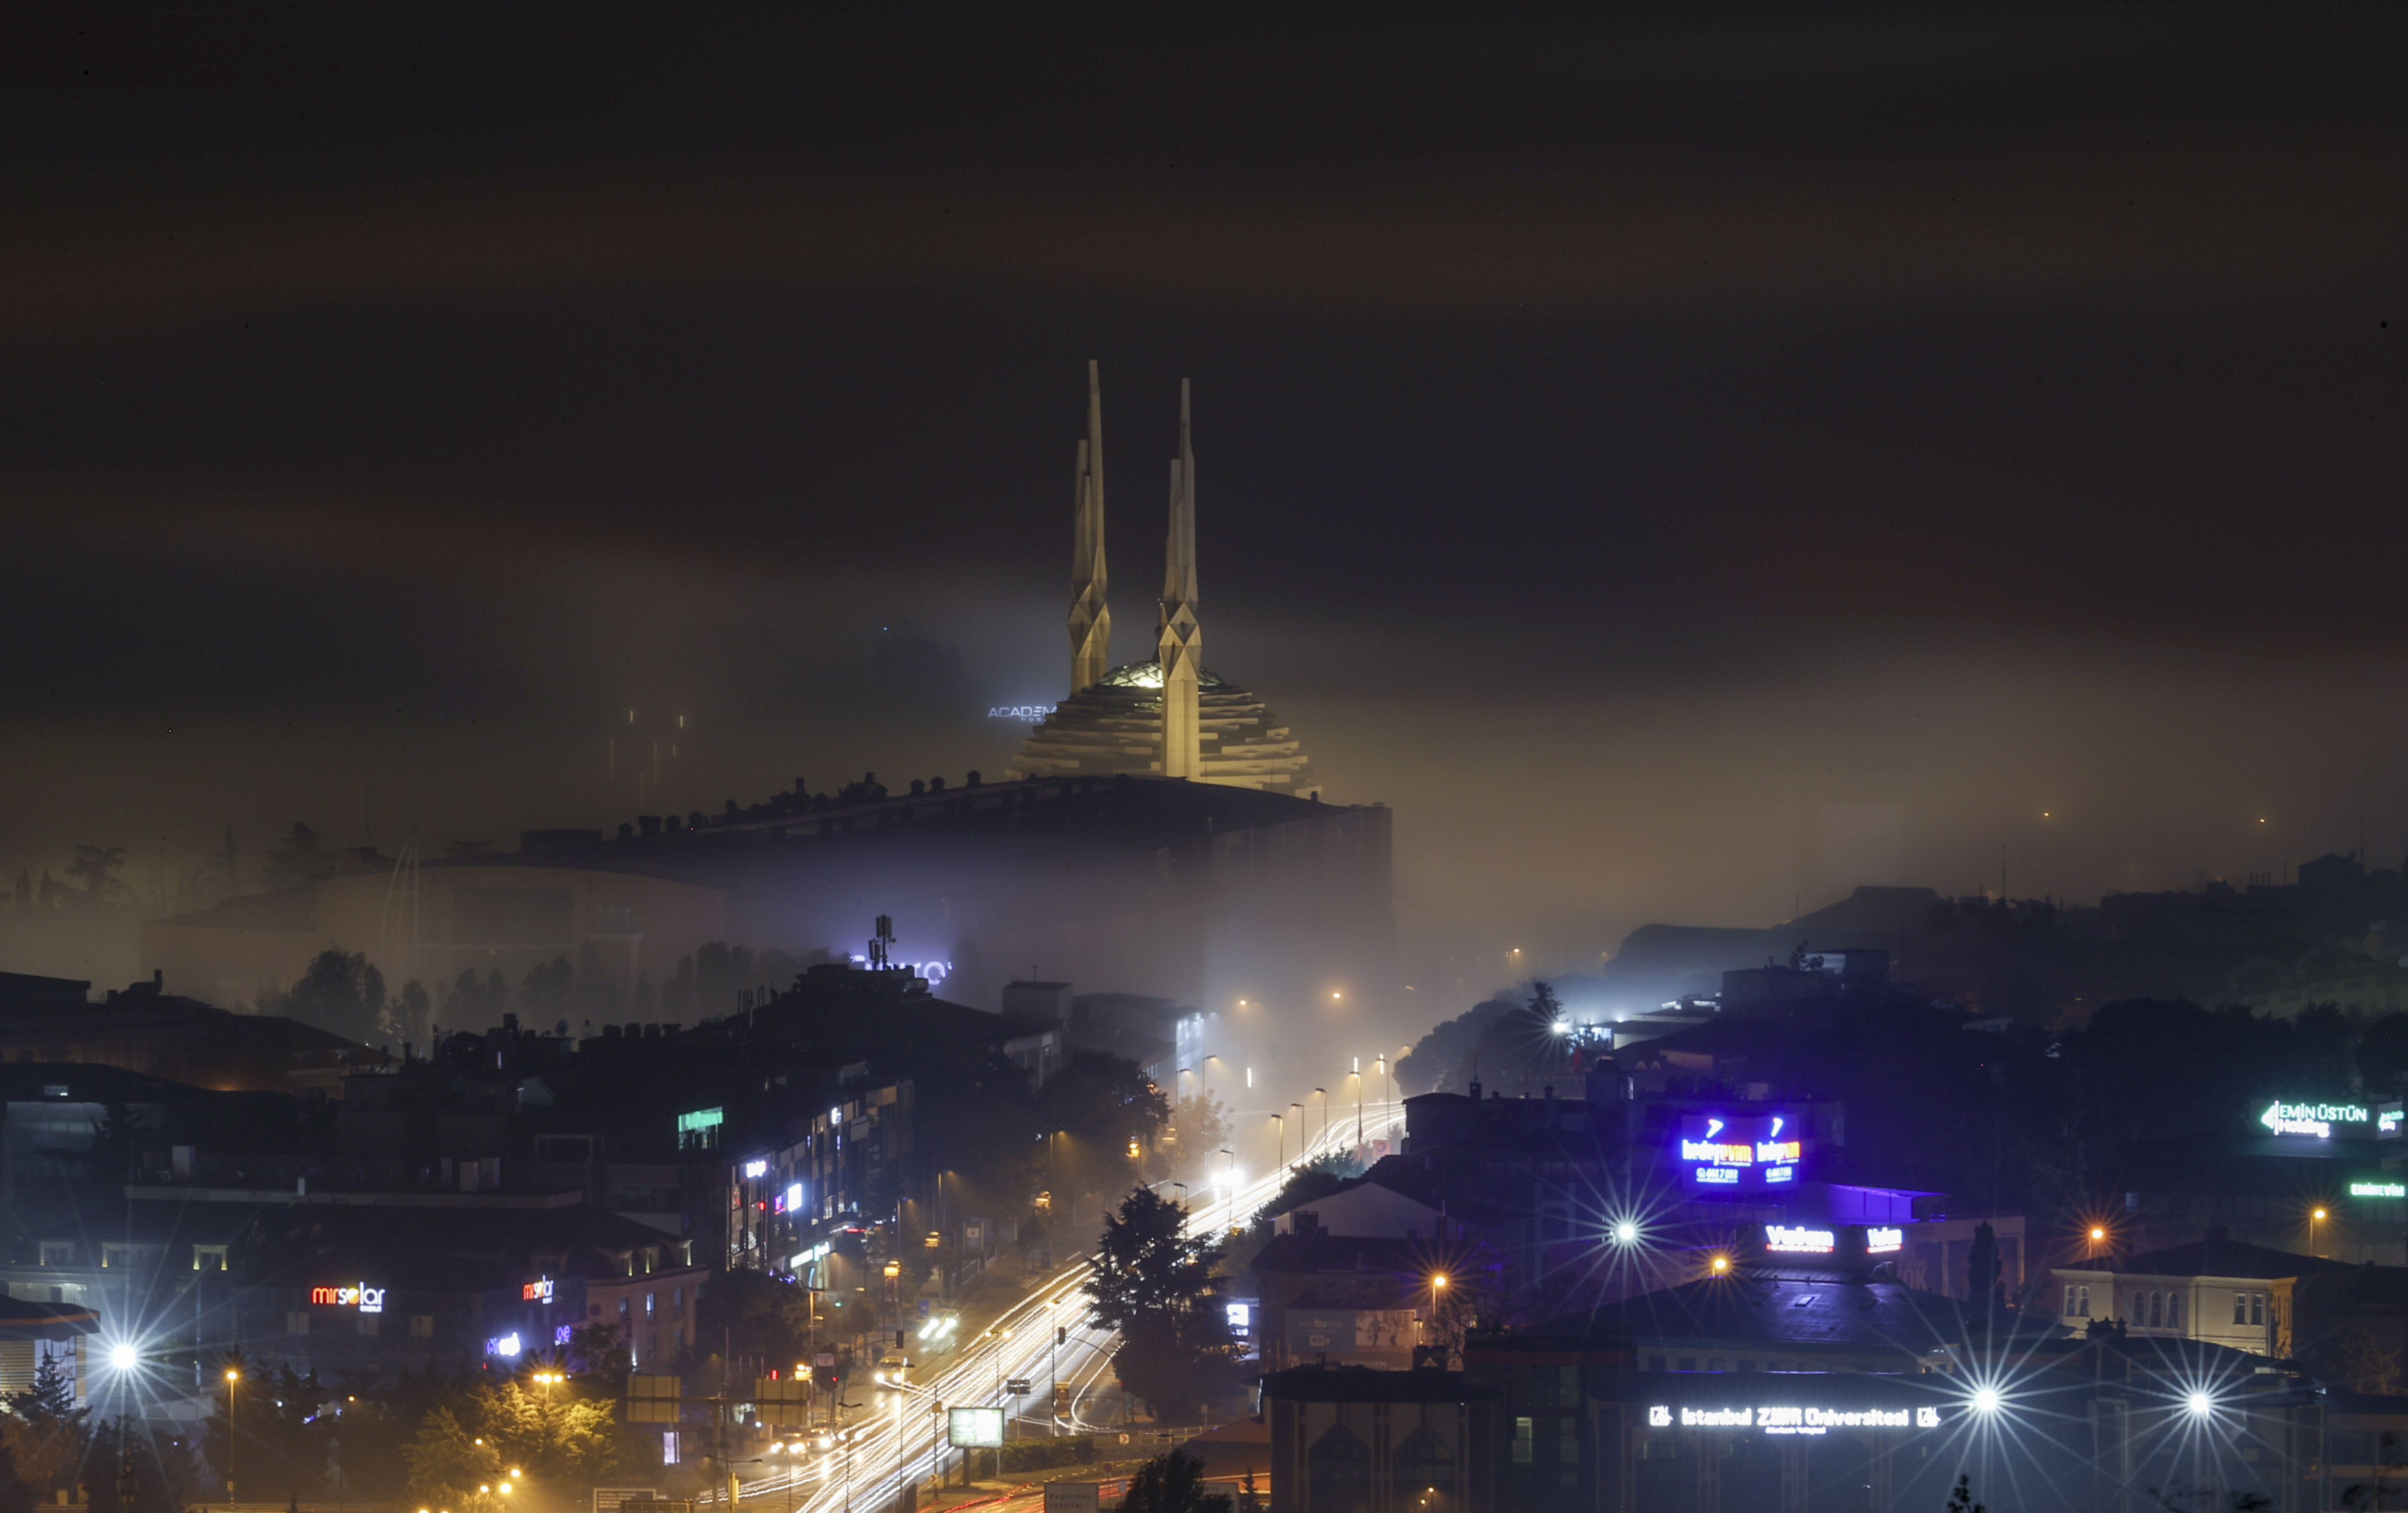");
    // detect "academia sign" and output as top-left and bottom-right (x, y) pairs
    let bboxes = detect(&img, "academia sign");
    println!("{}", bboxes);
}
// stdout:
(1649, 1404), (1944, 1436)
